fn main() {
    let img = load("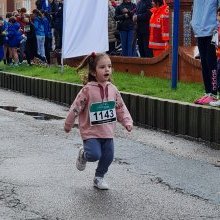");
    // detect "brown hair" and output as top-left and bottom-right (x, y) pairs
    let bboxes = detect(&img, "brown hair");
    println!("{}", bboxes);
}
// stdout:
(9, 16), (17, 23)
(76, 53), (111, 85)
(32, 9), (43, 18)
(20, 7), (27, 14)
